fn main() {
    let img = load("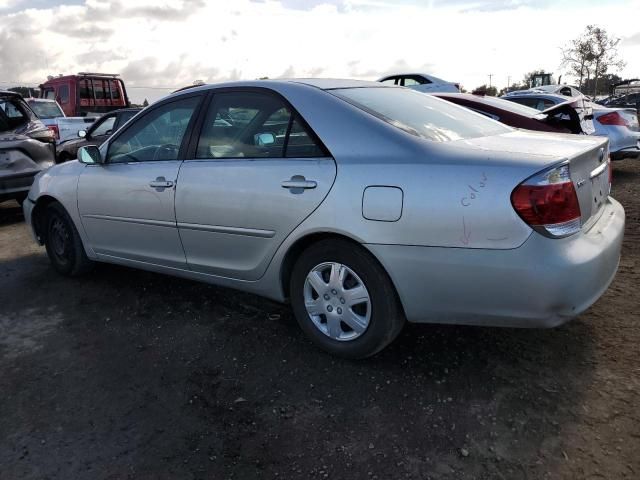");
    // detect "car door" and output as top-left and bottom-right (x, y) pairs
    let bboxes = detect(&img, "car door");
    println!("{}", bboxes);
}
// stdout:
(77, 94), (202, 268)
(175, 89), (337, 281)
